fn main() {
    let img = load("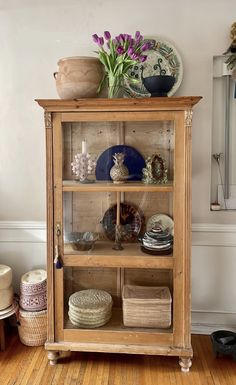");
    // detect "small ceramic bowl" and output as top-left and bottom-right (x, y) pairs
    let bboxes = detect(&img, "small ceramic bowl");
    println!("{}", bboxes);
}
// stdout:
(65, 232), (99, 251)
